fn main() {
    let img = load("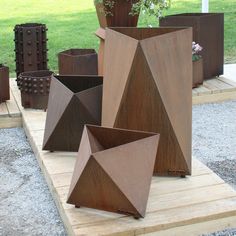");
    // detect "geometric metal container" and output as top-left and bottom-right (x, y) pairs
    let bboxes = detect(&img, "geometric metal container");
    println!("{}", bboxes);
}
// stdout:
(160, 13), (224, 80)
(102, 27), (192, 177)
(67, 125), (160, 218)
(42, 75), (103, 152)
(58, 49), (98, 75)
(14, 23), (48, 79)
(0, 64), (10, 103)
(193, 58), (204, 88)
(18, 70), (53, 109)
